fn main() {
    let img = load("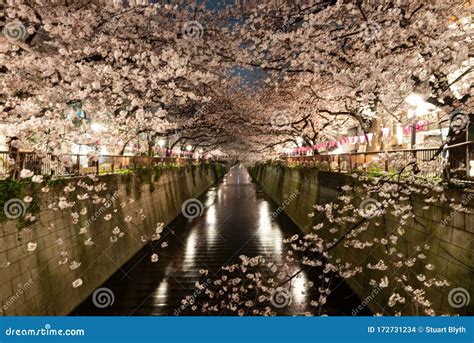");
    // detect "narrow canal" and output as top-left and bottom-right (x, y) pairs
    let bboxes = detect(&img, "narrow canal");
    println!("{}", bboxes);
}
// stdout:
(73, 165), (369, 316)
